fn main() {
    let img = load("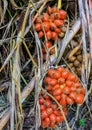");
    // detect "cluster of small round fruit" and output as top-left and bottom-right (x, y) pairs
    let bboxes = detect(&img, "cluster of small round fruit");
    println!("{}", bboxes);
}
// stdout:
(35, 6), (67, 59)
(39, 92), (67, 128)
(44, 66), (85, 105)
(39, 66), (85, 128)
(35, 6), (67, 40)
